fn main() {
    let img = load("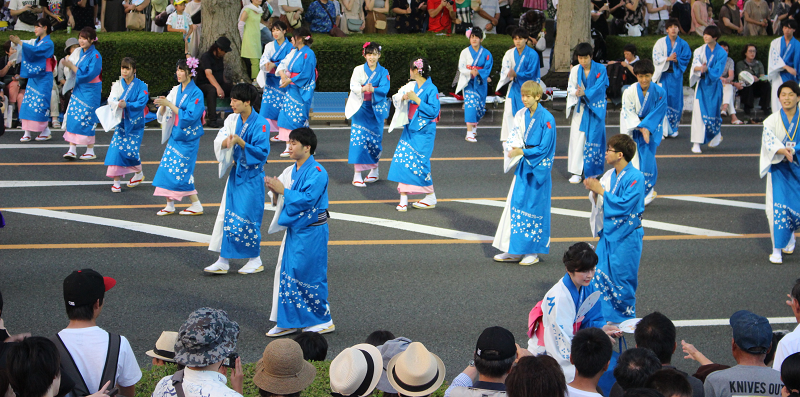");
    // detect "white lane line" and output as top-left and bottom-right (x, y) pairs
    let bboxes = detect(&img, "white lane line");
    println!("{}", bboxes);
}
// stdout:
(662, 195), (766, 210)
(0, 144), (110, 149)
(458, 199), (739, 237)
(4, 208), (211, 243)
(675, 317), (795, 327)
(0, 181), (152, 188)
